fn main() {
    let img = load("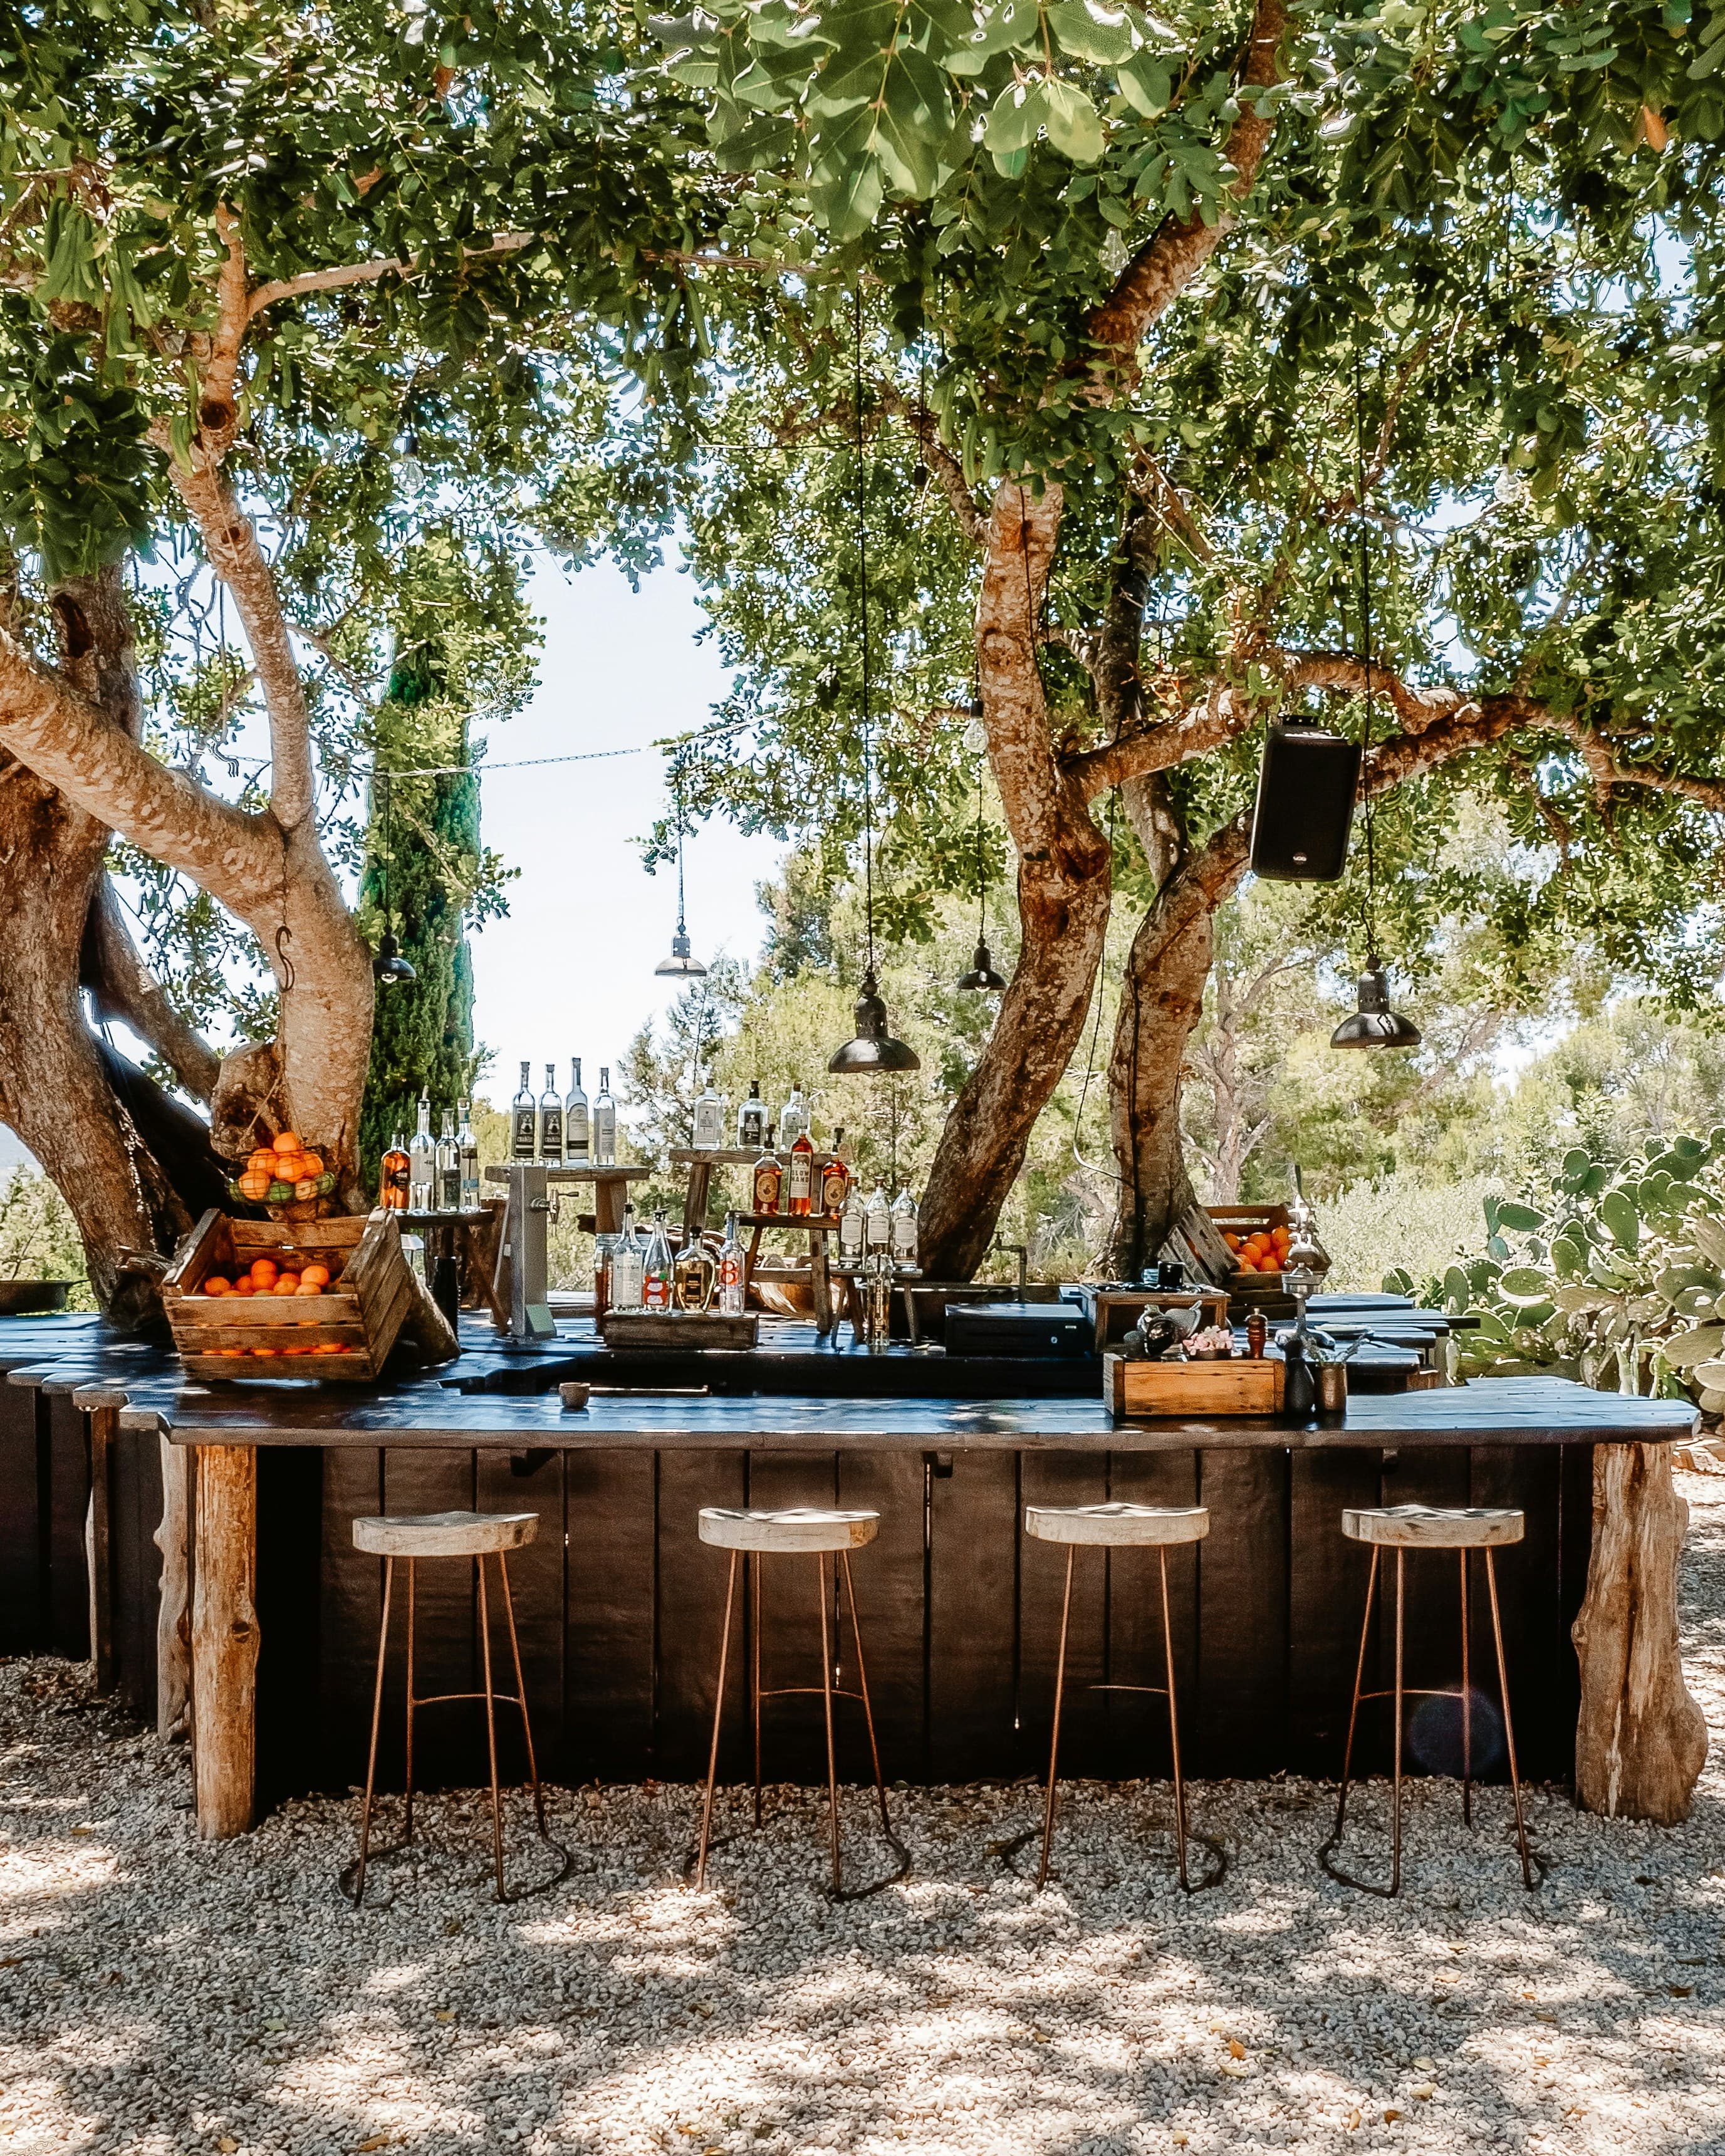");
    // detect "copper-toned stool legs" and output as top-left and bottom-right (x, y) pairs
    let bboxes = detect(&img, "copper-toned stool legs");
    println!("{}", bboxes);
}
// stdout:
(1320, 1545), (1540, 1895)
(1027, 1545), (1224, 1894)
(692, 1549), (907, 1899)
(344, 1551), (571, 1907)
